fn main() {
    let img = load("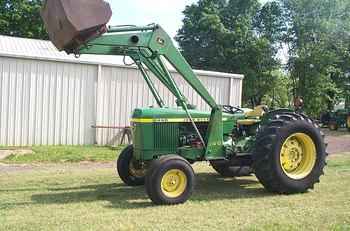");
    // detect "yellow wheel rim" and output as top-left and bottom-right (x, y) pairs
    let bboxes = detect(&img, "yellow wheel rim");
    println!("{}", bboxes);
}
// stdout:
(347, 116), (350, 128)
(280, 133), (317, 180)
(161, 169), (187, 198)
